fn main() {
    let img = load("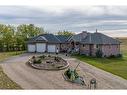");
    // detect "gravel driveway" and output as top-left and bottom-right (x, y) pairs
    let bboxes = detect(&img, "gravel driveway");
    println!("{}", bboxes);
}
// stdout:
(1, 53), (127, 89)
